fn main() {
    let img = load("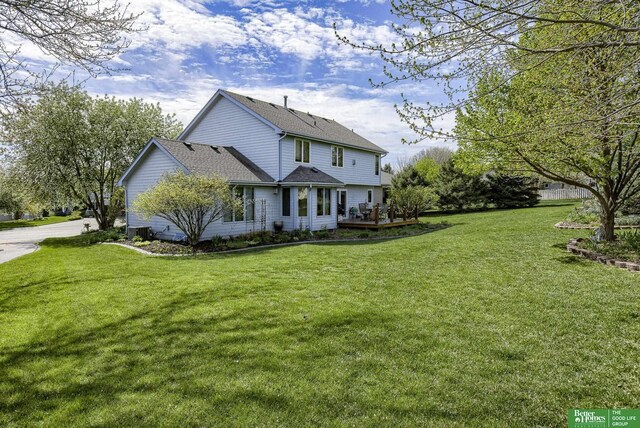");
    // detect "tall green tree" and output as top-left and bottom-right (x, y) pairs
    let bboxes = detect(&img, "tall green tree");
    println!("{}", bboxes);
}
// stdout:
(337, 0), (640, 142)
(486, 174), (540, 209)
(434, 159), (488, 212)
(391, 164), (428, 189)
(4, 82), (182, 230)
(456, 16), (640, 240)
(339, 0), (640, 241)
